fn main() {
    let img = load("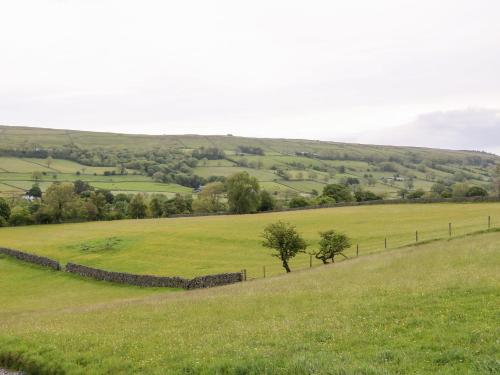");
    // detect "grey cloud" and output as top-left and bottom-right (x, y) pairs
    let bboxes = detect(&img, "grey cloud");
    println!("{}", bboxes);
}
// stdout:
(358, 108), (500, 155)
